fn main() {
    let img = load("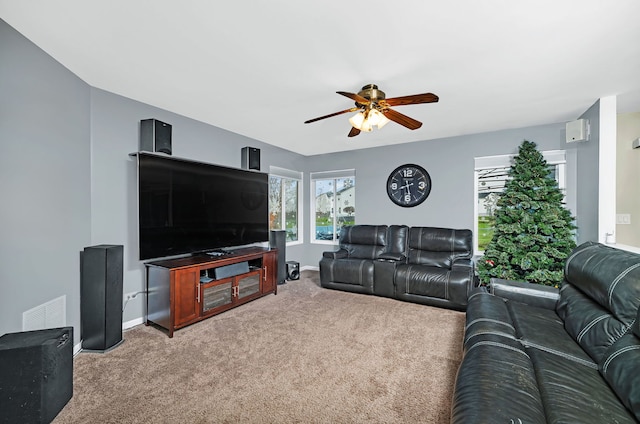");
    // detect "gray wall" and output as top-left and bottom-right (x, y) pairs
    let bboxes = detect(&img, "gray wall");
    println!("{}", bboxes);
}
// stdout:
(0, 18), (305, 343)
(89, 88), (306, 324)
(1, 17), (603, 344)
(0, 19), (91, 338)
(301, 124), (574, 266)
(575, 100), (601, 244)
